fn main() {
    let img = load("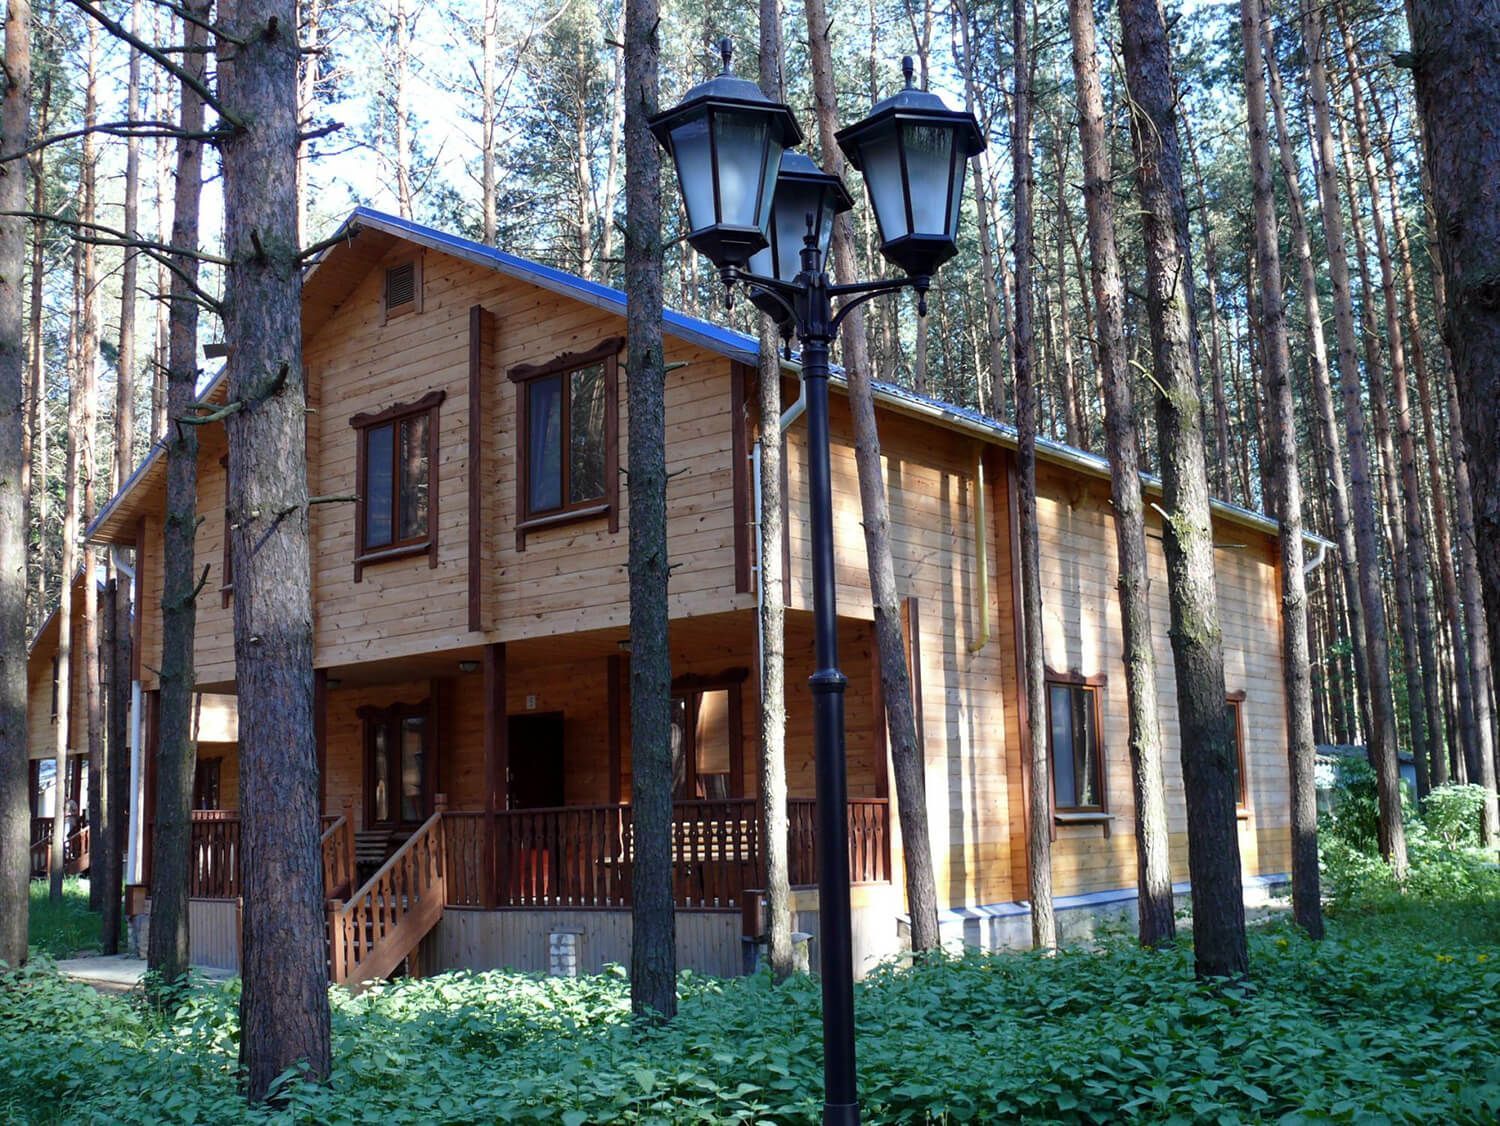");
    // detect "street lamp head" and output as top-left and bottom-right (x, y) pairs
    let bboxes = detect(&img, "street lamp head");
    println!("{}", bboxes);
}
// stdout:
(649, 38), (804, 270)
(834, 56), (986, 280)
(747, 151), (854, 328)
